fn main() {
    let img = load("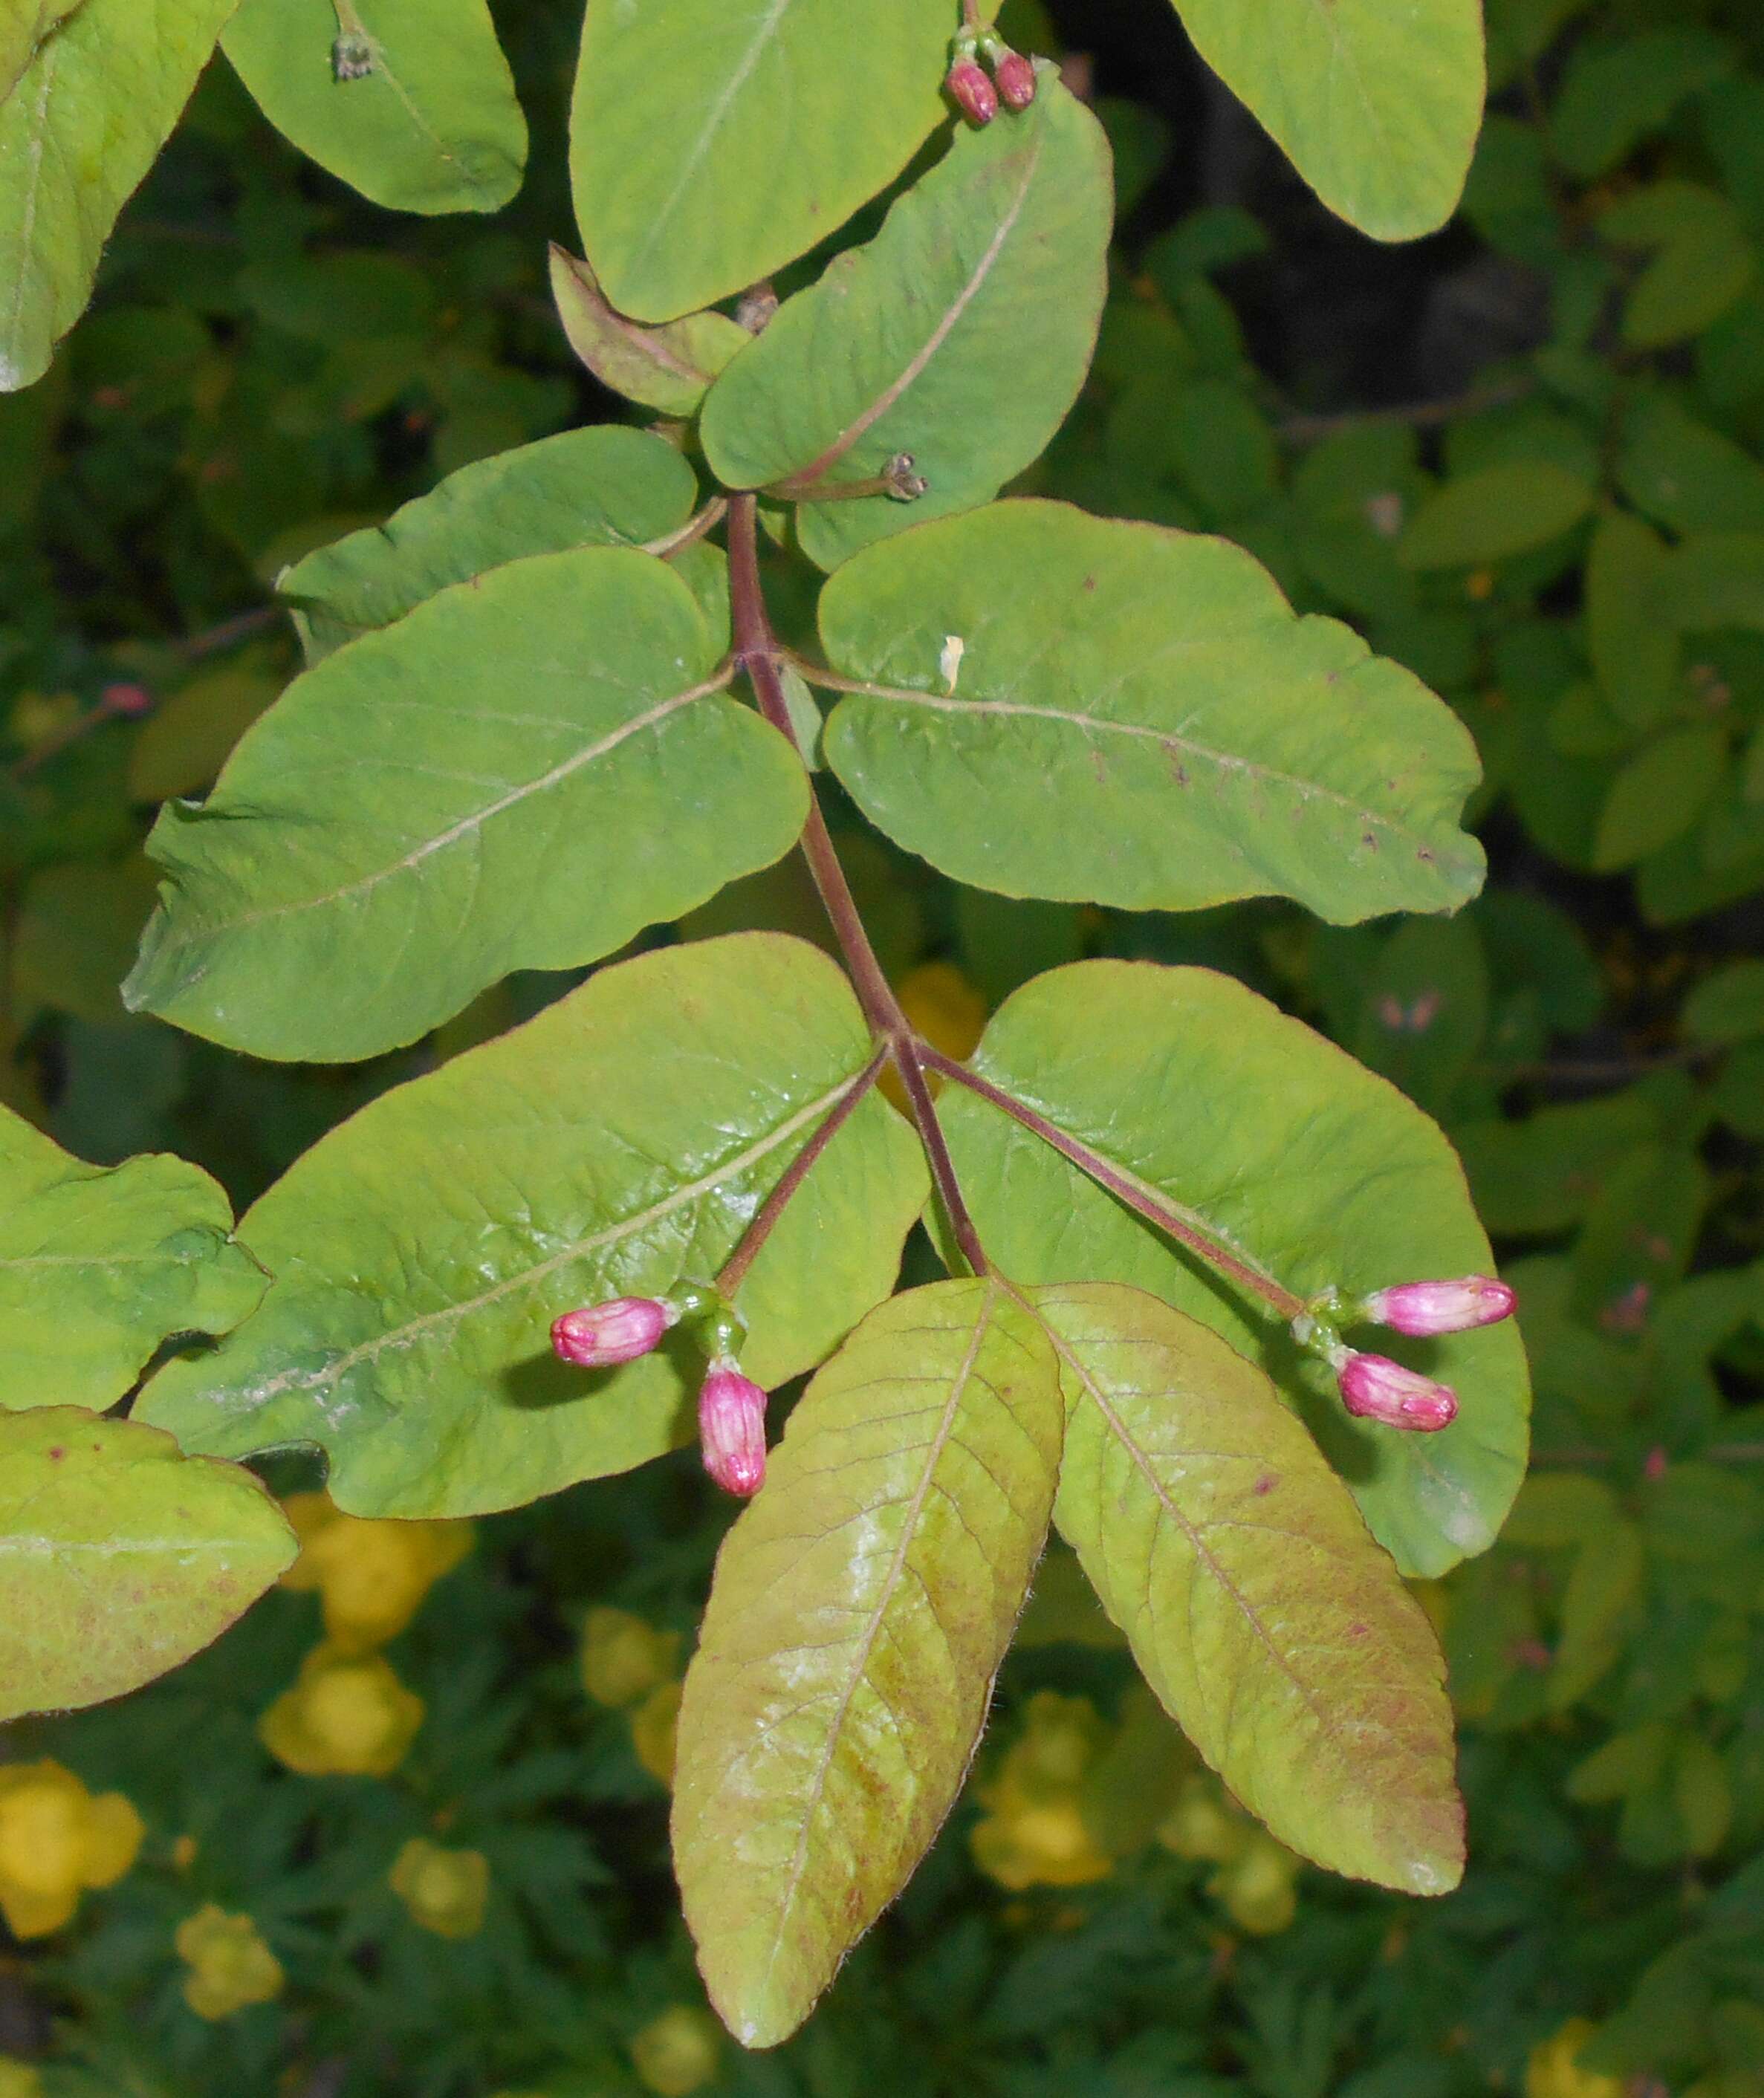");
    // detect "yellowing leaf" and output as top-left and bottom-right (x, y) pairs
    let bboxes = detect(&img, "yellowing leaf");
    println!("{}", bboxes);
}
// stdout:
(673, 1279), (1063, 2046)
